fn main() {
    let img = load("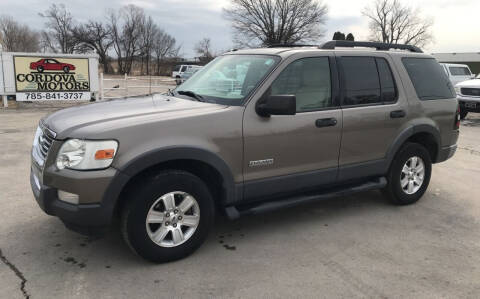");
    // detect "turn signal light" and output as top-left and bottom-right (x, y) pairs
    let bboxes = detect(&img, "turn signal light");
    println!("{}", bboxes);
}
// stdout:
(95, 149), (115, 160)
